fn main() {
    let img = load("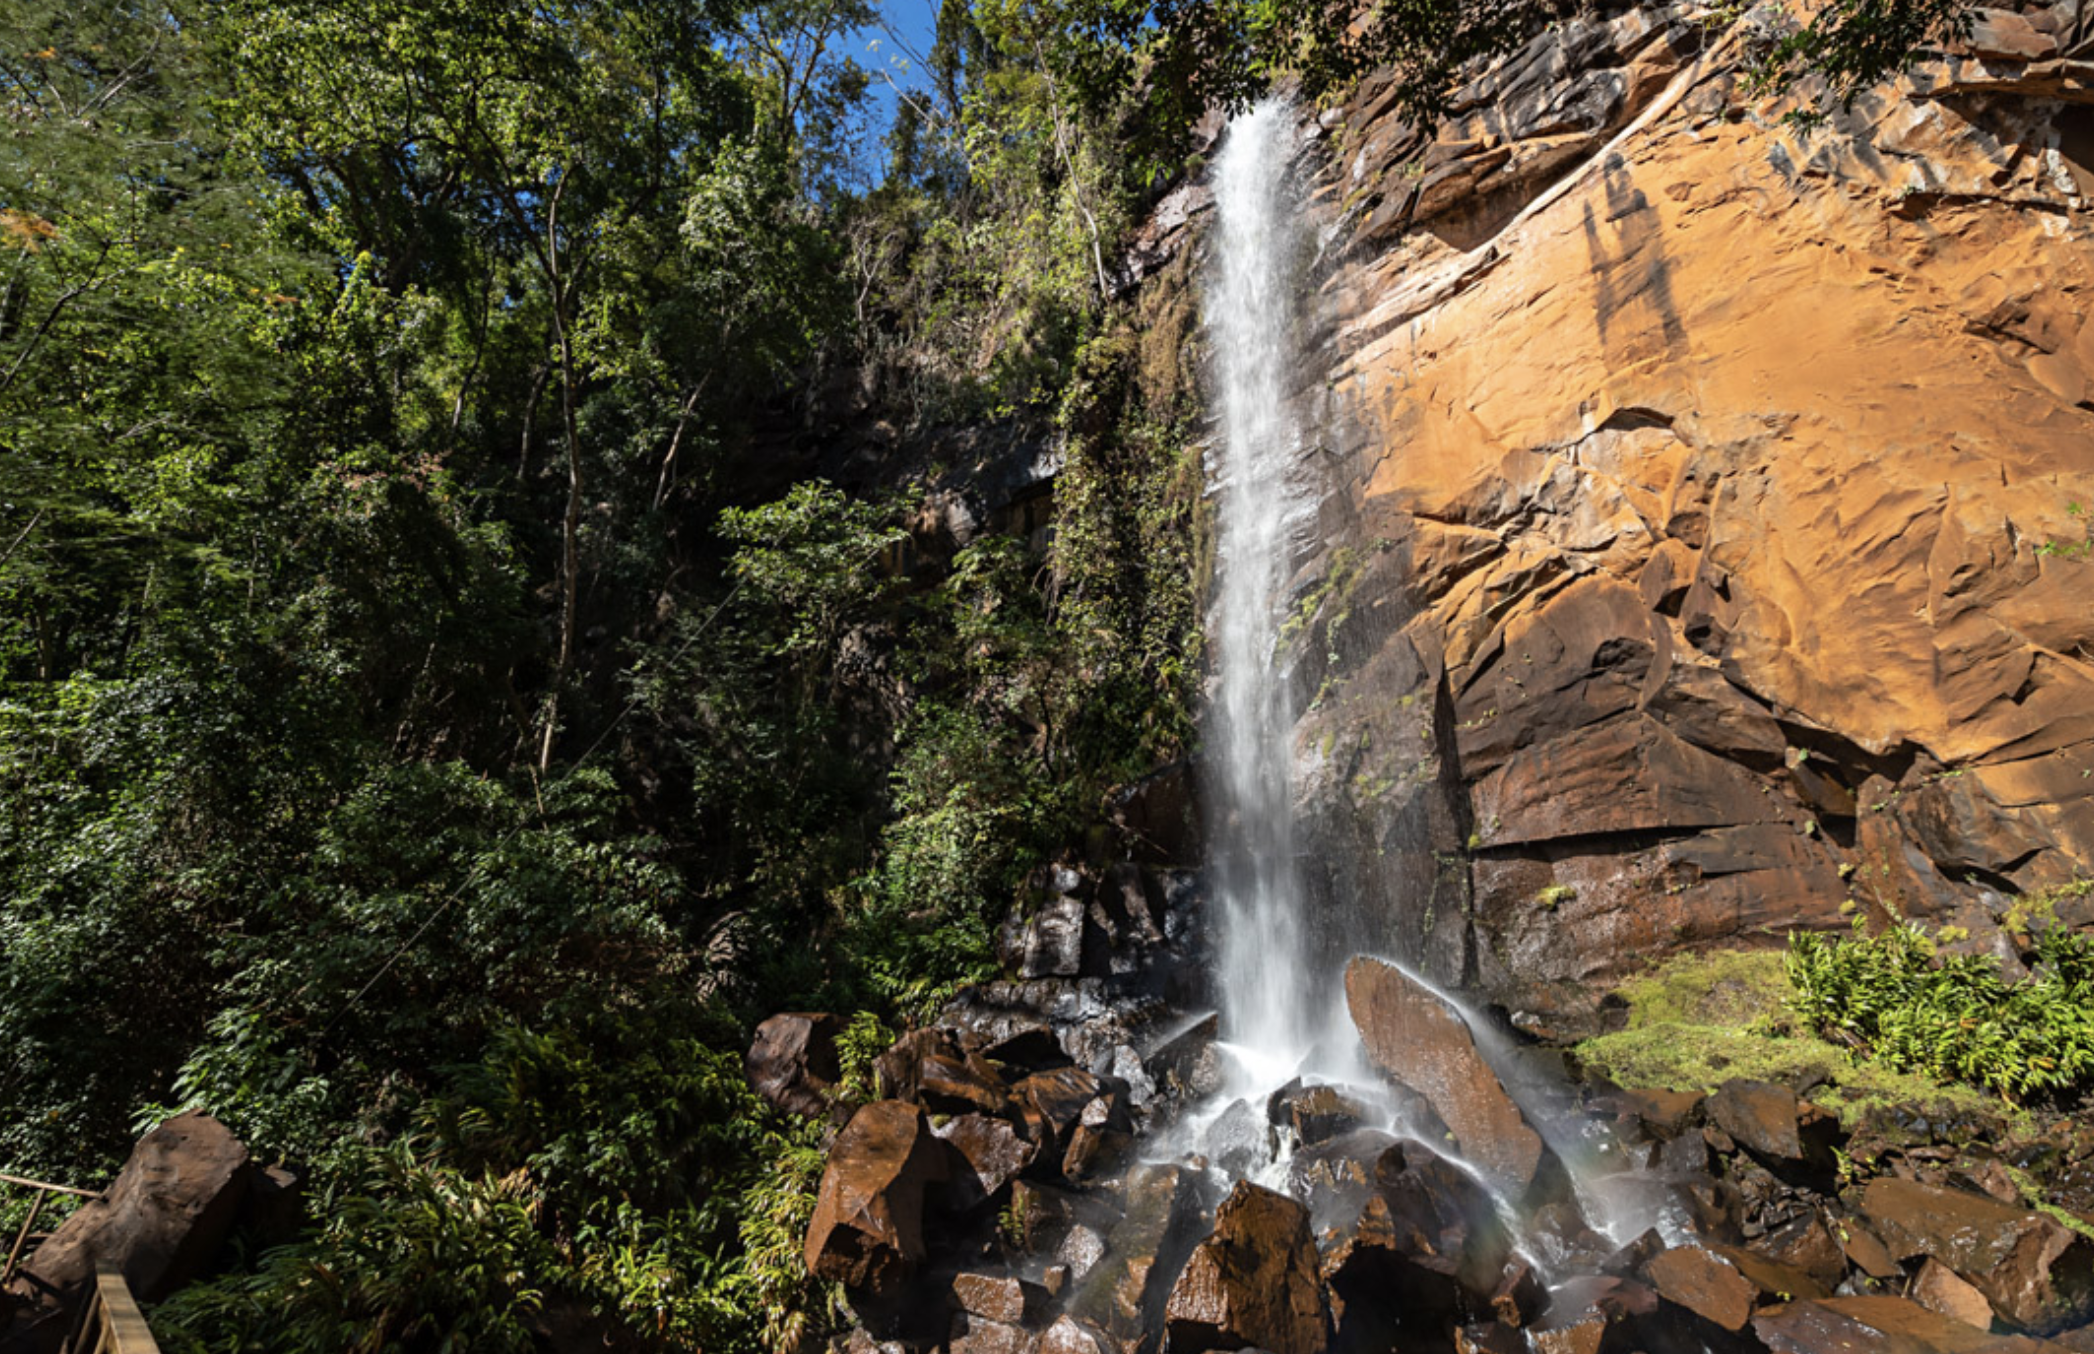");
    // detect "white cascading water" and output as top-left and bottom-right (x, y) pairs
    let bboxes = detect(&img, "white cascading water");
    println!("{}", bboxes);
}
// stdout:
(1203, 98), (1350, 1096)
